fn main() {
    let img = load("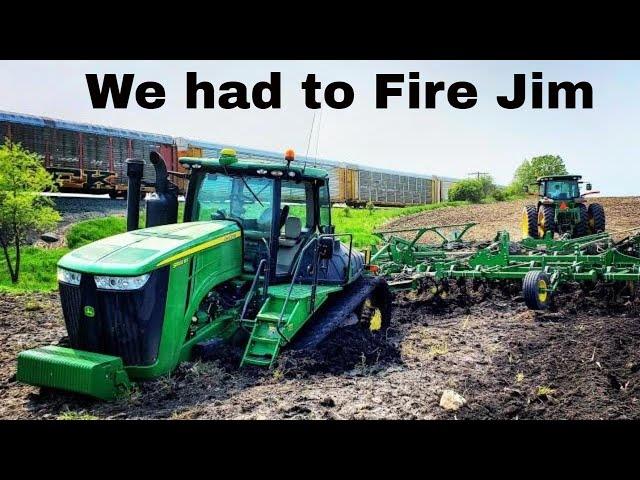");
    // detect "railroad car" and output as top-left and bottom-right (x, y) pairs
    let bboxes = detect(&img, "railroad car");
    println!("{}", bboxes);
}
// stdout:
(176, 137), (459, 206)
(1, 110), (459, 205)
(0, 111), (177, 198)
